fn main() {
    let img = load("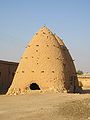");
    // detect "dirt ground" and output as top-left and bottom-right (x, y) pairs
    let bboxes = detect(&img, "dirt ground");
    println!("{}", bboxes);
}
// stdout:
(0, 92), (90, 120)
